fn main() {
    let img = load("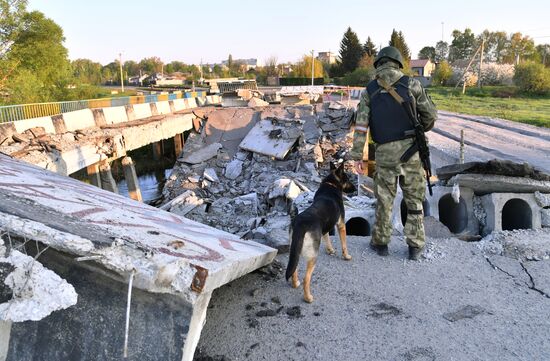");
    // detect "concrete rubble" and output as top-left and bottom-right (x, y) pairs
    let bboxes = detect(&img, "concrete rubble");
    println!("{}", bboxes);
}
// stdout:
(0, 236), (77, 322)
(163, 103), (356, 251)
